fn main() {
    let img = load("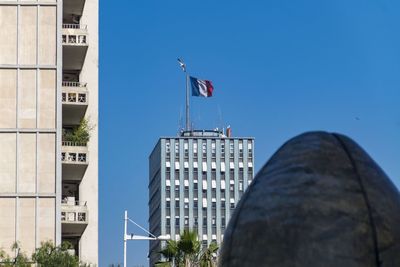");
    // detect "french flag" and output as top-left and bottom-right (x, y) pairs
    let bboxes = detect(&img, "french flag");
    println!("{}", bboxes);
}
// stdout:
(190, 76), (214, 97)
